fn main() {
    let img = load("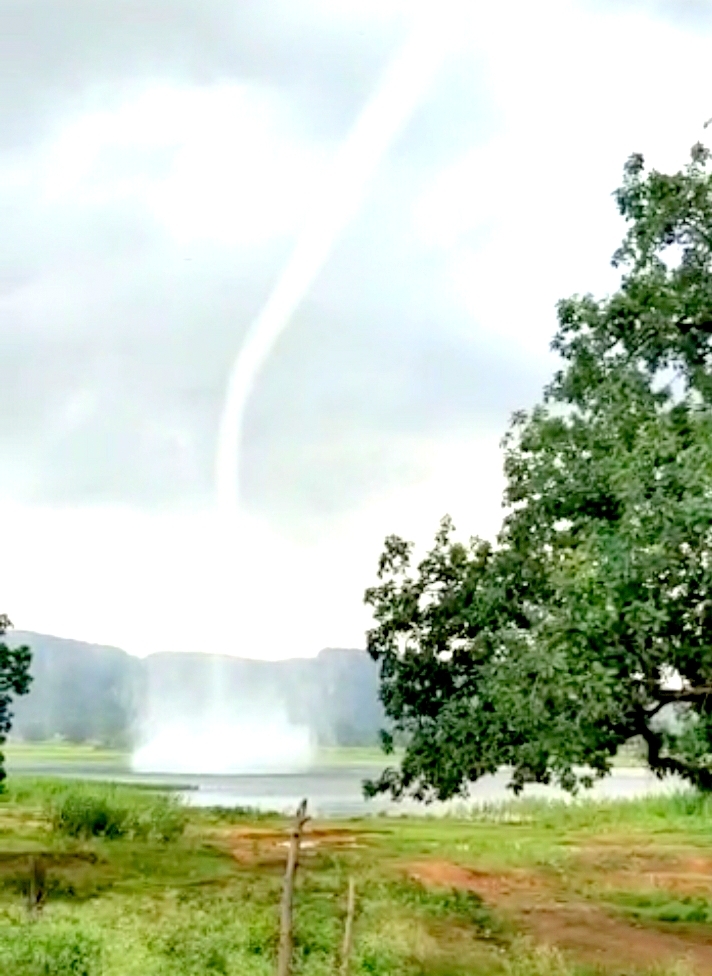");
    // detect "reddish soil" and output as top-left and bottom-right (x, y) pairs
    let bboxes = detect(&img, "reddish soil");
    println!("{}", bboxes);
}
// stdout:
(577, 846), (712, 898)
(224, 825), (365, 866)
(408, 860), (546, 901)
(407, 858), (712, 974)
